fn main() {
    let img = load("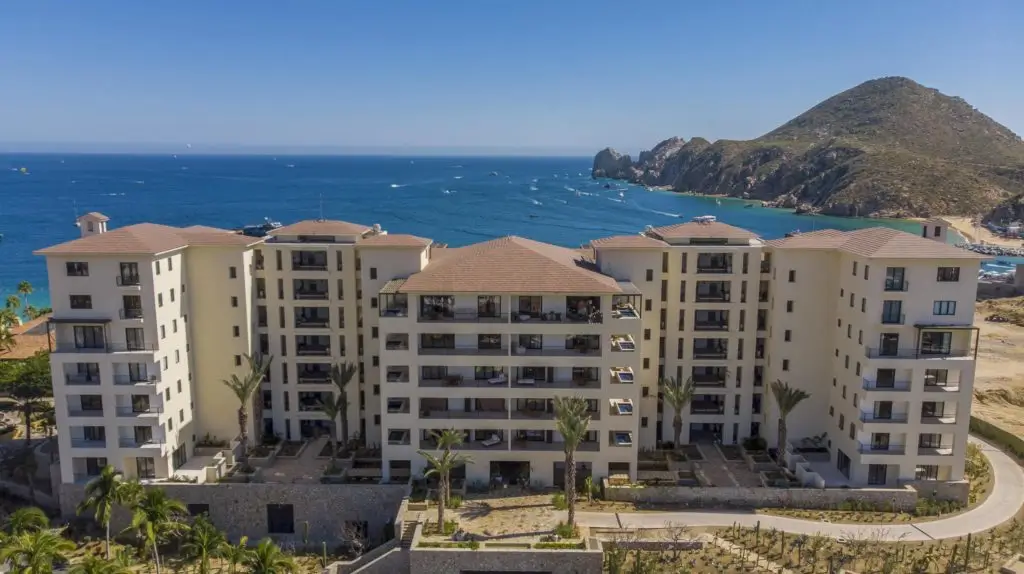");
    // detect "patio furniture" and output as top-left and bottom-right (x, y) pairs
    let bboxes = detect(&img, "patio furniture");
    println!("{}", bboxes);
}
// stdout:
(480, 434), (501, 448)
